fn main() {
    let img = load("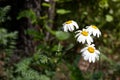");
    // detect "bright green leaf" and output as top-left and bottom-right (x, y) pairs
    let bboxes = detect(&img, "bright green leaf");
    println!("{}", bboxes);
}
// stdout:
(42, 3), (50, 7)
(55, 31), (70, 40)
(56, 9), (71, 15)
(106, 14), (113, 22)
(99, 0), (109, 8)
